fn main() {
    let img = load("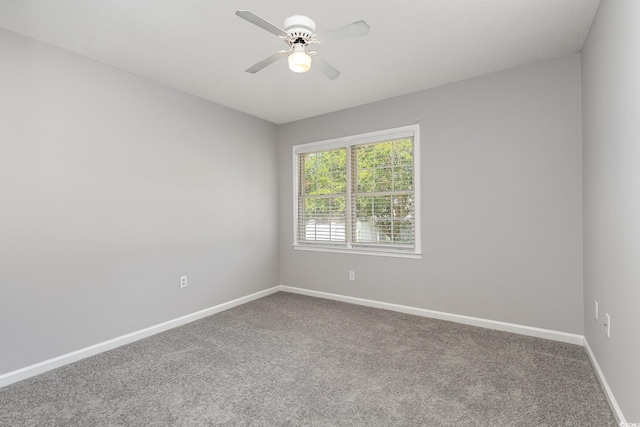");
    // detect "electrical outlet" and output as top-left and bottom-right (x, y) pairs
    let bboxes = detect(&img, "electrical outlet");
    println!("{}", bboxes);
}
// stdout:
(605, 313), (610, 338)
(180, 276), (188, 288)
(349, 271), (355, 281)
(595, 300), (598, 320)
